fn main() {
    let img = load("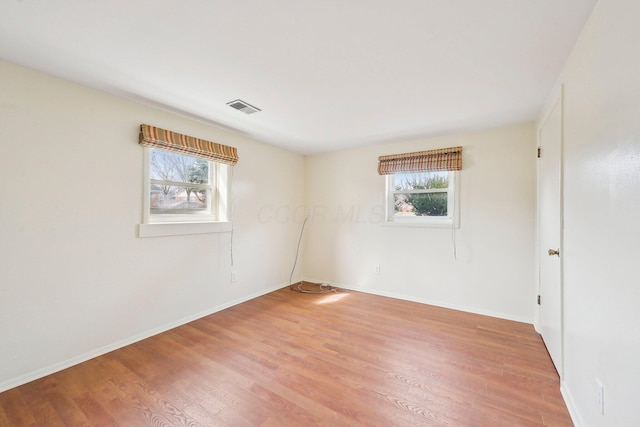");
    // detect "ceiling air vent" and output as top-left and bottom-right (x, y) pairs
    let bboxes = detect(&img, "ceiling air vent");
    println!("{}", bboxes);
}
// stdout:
(227, 99), (261, 114)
